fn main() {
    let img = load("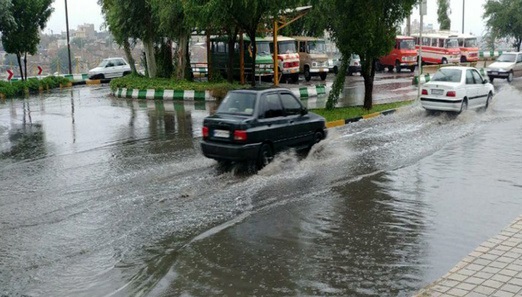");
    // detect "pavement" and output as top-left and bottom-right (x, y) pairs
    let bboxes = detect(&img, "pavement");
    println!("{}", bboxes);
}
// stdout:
(415, 215), (522, 297)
